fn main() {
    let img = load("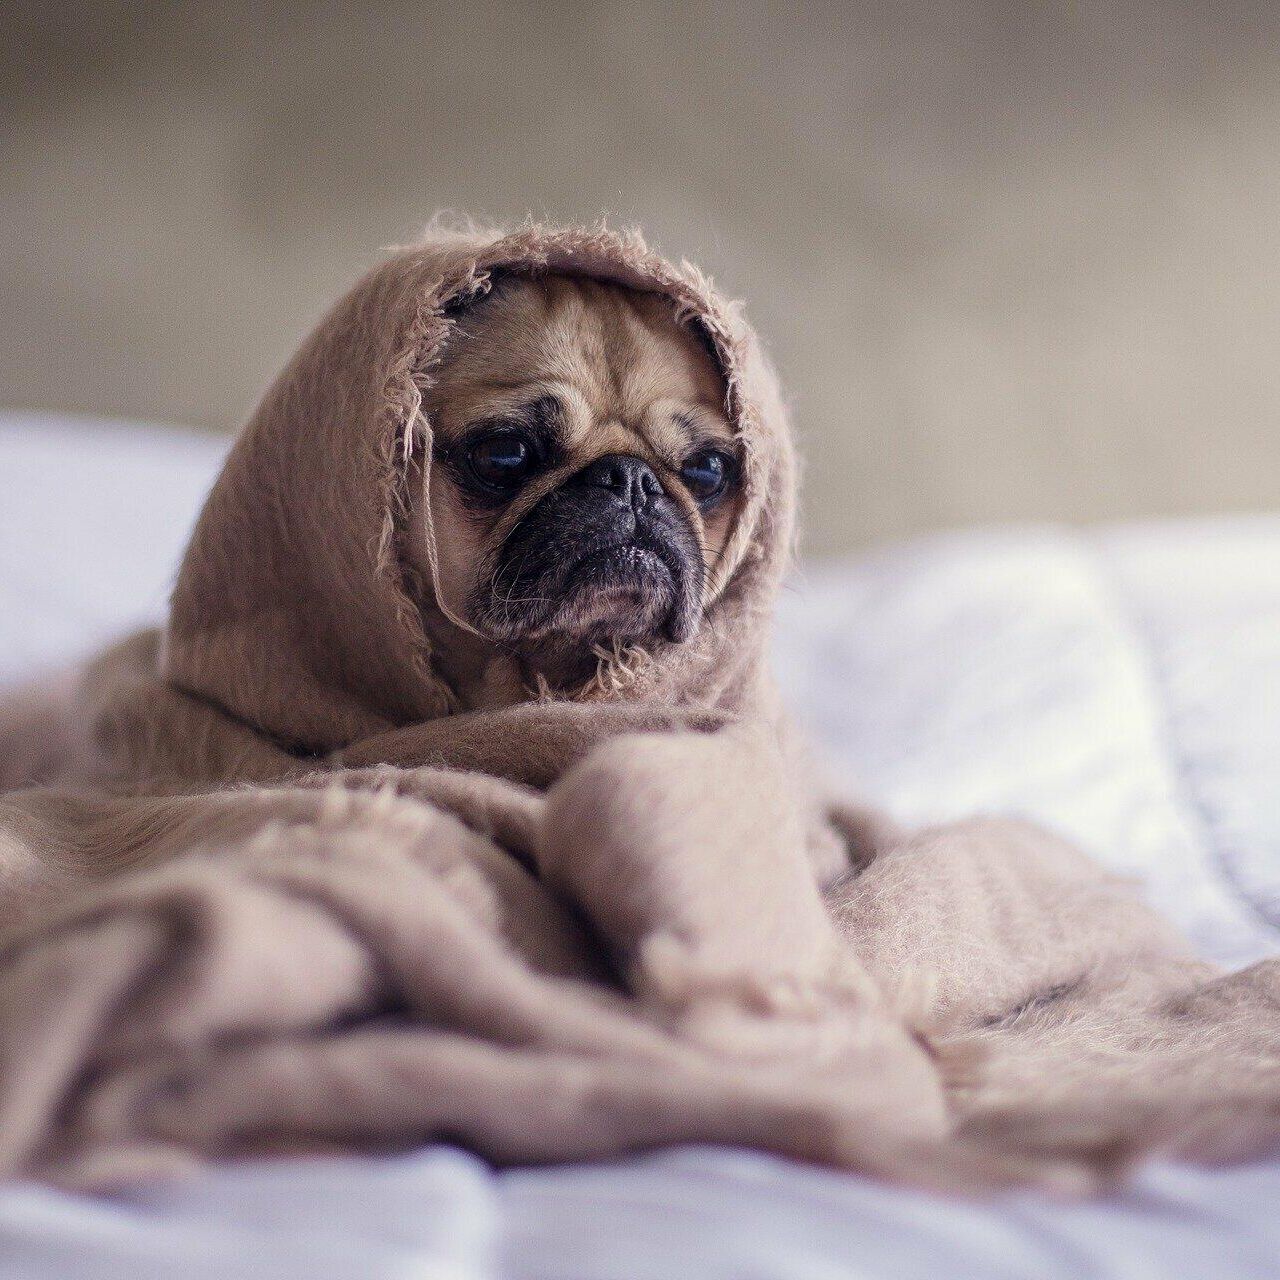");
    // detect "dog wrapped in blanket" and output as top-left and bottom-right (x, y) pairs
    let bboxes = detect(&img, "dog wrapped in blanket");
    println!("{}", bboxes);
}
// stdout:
(1, 222), (1278, 1191)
